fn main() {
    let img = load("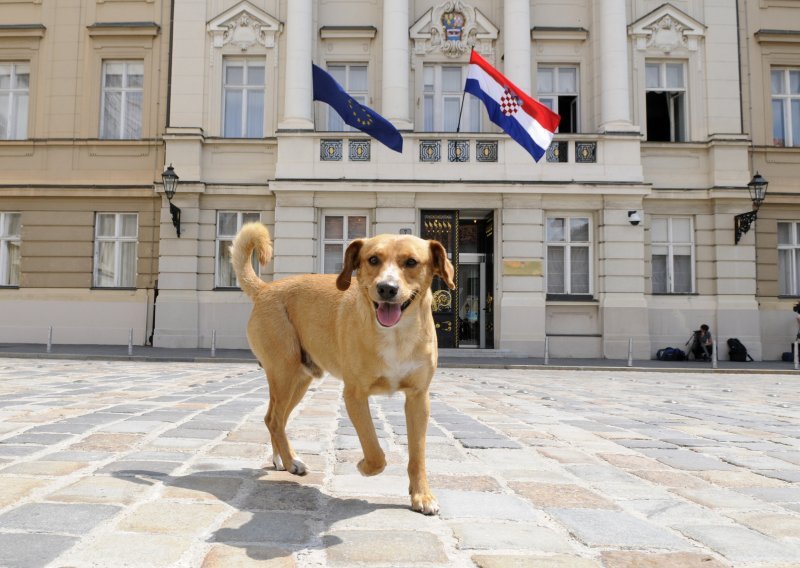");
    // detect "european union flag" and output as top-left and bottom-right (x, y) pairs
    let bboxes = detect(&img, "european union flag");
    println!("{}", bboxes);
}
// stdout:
(312, 64), (403, 153)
